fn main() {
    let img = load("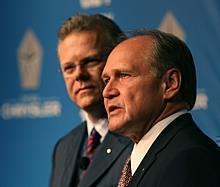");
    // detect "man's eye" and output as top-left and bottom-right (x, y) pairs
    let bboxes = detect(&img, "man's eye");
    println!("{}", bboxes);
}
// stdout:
(119, 73), (131, 78)
(103, 78), (110, 85)
(63, 65), (76, 73)
(85, 59), (101, 67)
